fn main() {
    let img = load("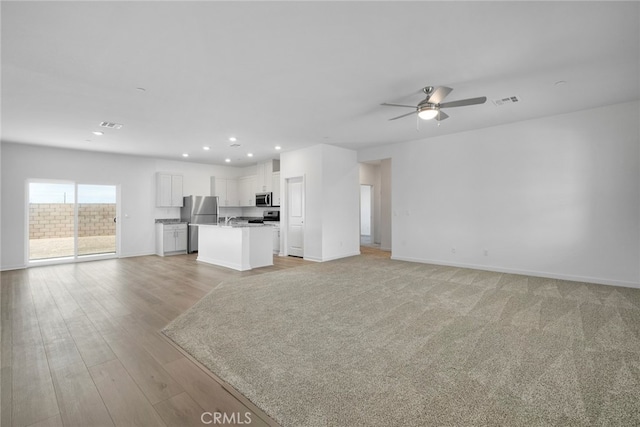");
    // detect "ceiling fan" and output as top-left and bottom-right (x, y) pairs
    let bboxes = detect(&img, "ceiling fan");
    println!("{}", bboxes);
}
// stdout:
(381, 86), (487, 121)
